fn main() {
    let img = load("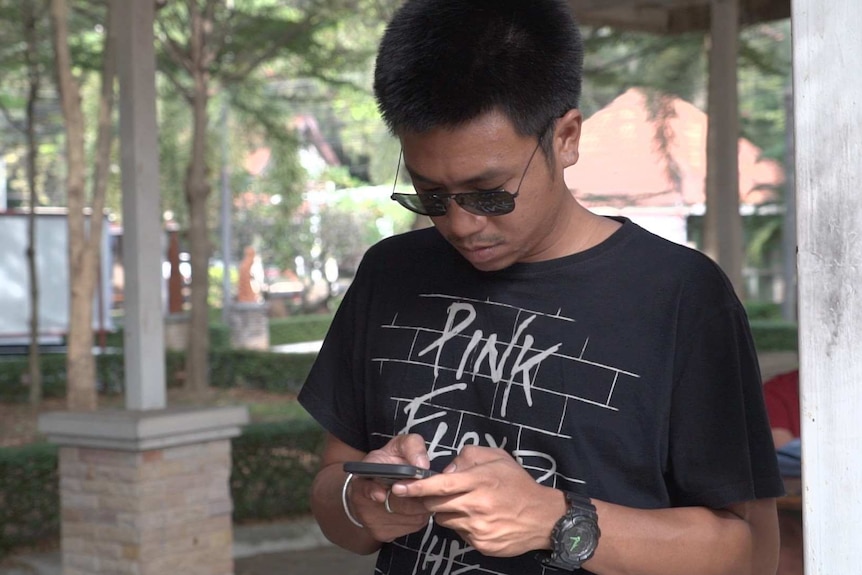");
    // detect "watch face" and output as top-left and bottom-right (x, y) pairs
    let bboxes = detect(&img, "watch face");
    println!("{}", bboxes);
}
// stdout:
(558, 516), (599, 563)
